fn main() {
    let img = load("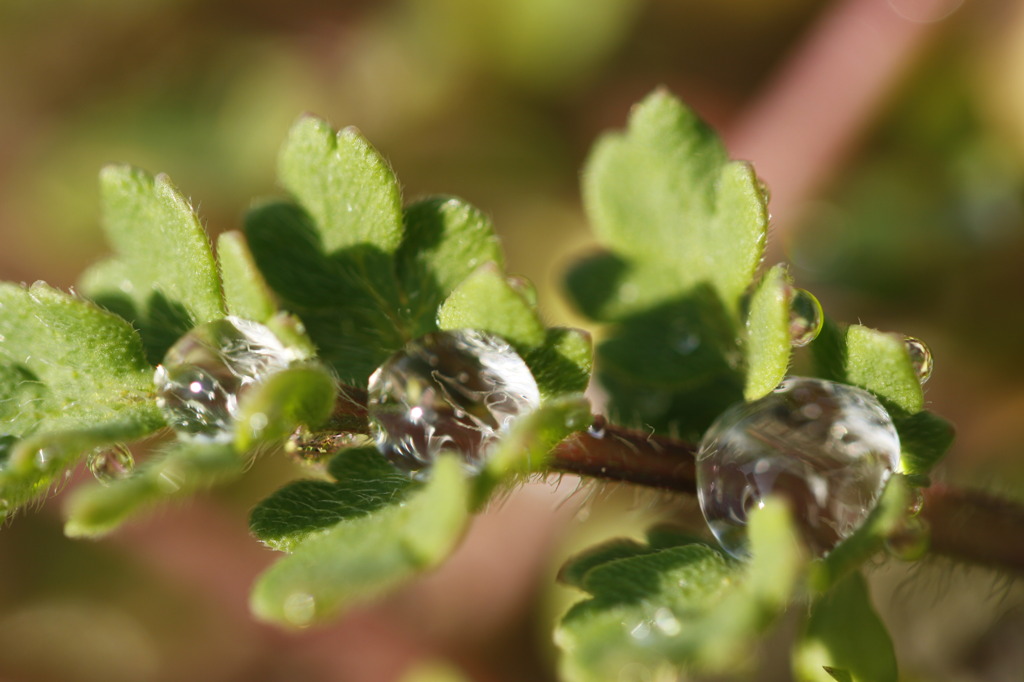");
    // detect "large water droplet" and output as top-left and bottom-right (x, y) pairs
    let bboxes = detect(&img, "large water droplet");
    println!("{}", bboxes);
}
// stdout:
(904, 336), (933, 384)
(696, 377), (901, 558)
(787, 287), (823, 347)
(366, 330), (541, 476)
(86, 444), (134, 485)
(154, 317), (298, 442)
